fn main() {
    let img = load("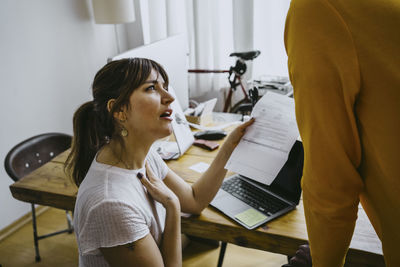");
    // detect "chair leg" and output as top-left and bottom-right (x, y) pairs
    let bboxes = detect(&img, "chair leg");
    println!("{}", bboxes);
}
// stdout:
(31, 204), (41, 262)
(65, 210), (73, 233)
(217, 241), (227, 267)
